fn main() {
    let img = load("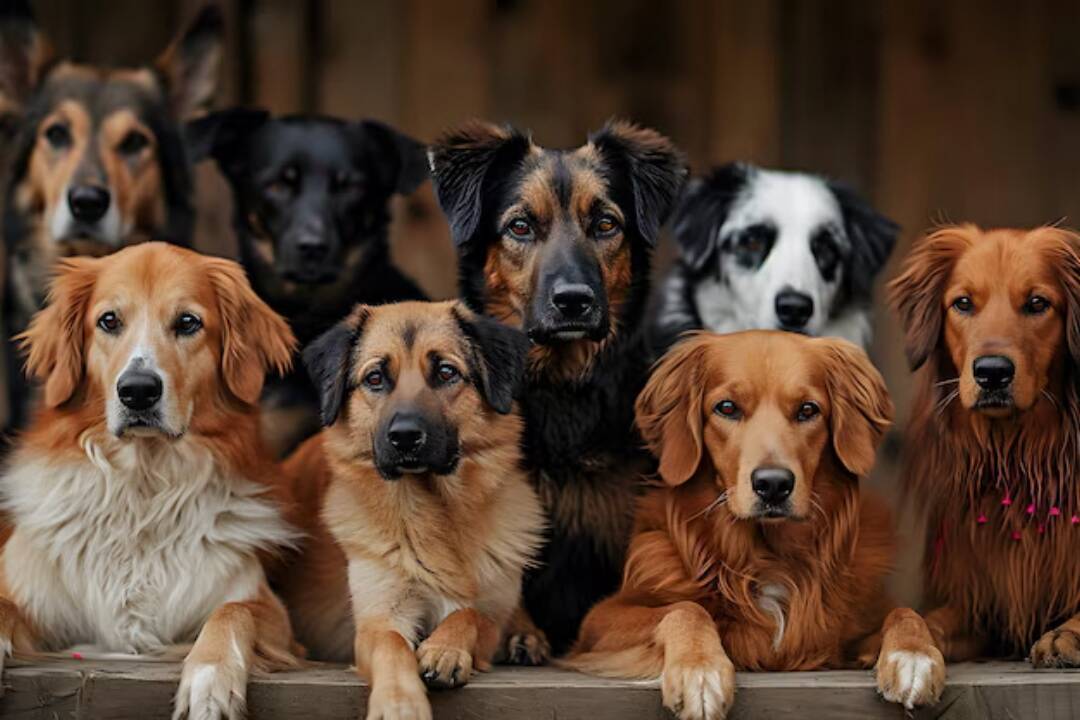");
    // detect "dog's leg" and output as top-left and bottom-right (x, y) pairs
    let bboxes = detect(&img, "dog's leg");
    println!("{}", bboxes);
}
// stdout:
(498, 605), (550, 666)
(0, 595), (37, 694)
(174, 581), (299, 720)
(874, 607), (945, 710)
(355, 618), (431, 720)
(416, 608), (499, 690)
(1031, 614), (1080, 668)
(923, 604), (986, 661)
